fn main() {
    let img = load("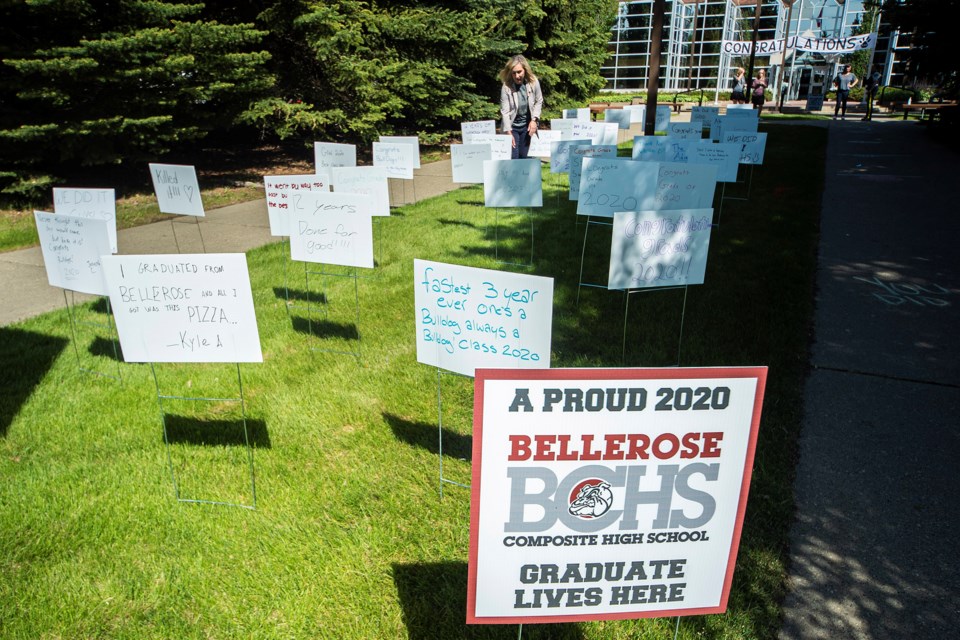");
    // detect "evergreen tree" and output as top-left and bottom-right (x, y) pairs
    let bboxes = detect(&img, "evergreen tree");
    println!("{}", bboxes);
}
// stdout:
(0, 1), (273, 203)
(242, 0), (618, 143)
